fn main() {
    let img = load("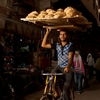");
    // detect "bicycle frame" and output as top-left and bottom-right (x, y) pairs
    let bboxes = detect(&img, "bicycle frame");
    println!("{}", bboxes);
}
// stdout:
(43, 74), (56, 95)
(40, 73), (63, 100)
(40, 73), (75, 100)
